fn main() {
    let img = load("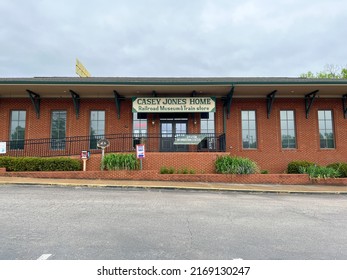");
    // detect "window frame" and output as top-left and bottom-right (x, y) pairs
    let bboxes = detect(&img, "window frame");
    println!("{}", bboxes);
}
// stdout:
(9, 110), (26, 150)
(200, 112), (215, 134)
(200, 112), (216, 150)
(132, 113), (148, 149)
(280, 110), (297, 149)
(318, 110), (335, 149)
(50, 110), (67, 150)
(241, 110), (257, 149)
(89, 110), (106, 149)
